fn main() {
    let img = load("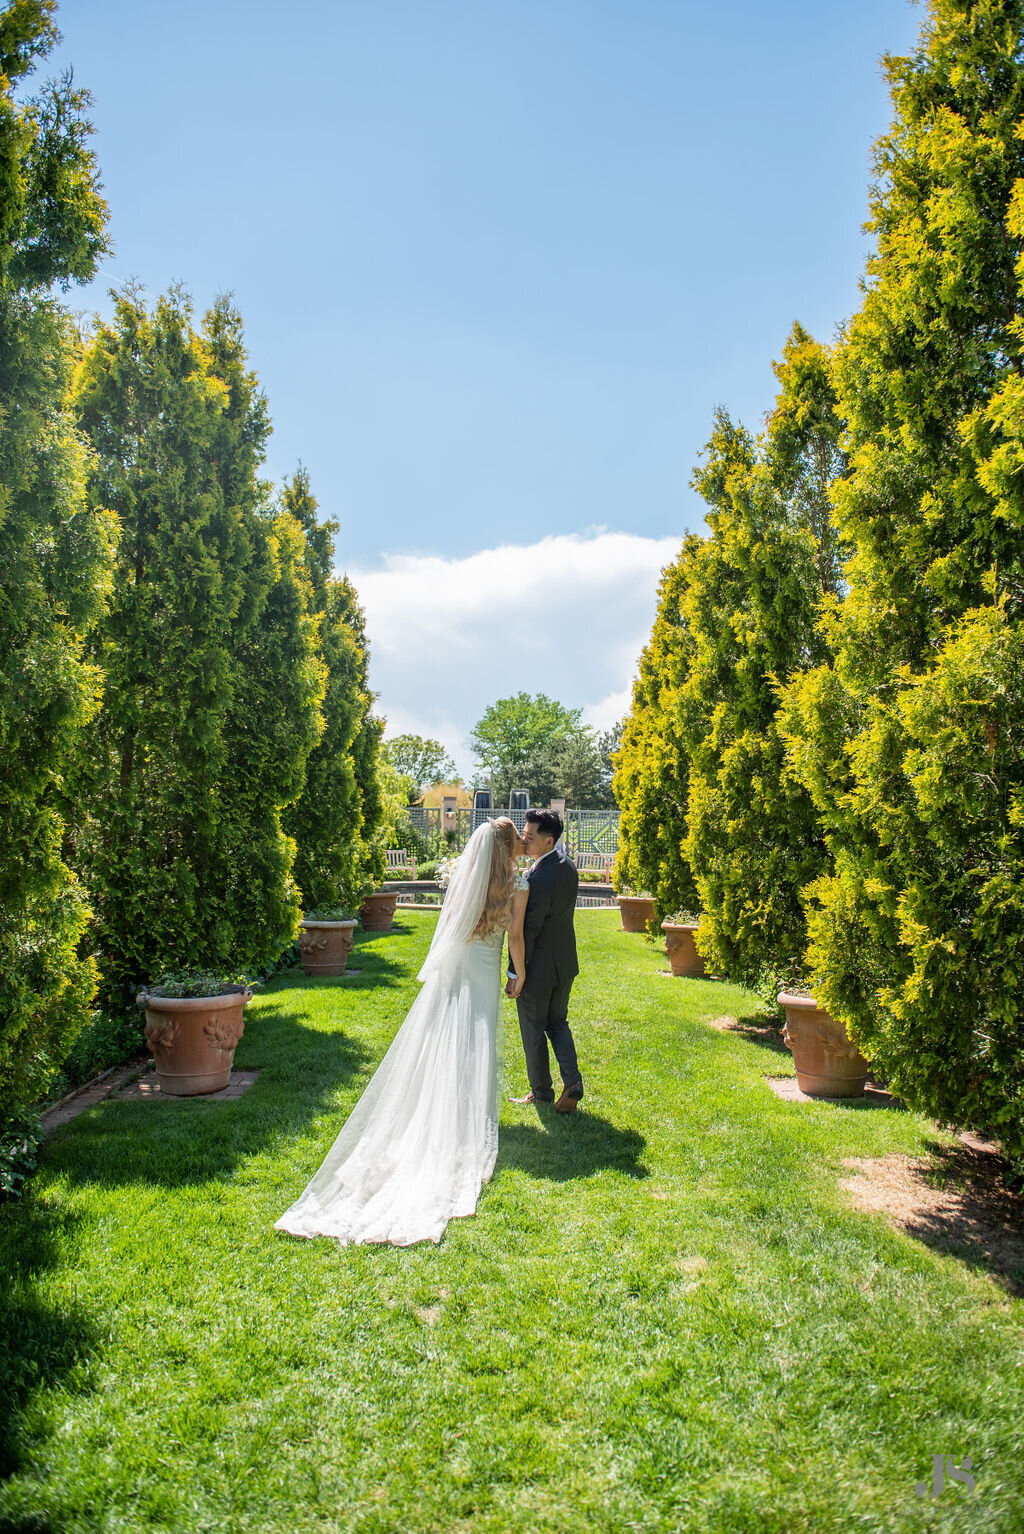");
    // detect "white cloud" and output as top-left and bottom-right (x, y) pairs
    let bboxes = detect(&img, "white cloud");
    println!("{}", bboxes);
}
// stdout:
(344, 529), (681, 782)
